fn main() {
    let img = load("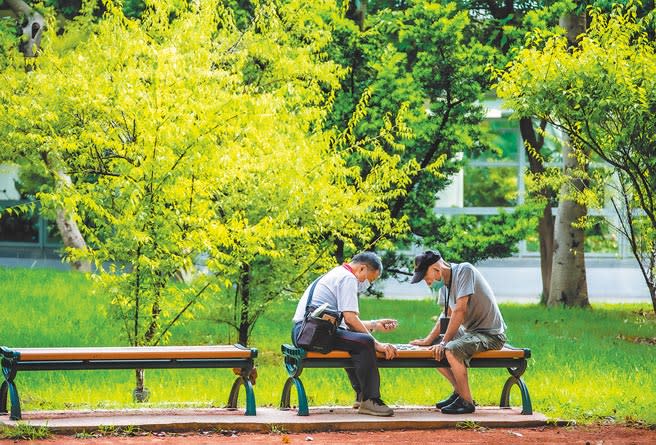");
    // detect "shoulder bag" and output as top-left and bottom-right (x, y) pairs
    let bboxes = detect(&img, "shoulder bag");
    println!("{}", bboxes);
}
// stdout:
(296, 276), (343, 354)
